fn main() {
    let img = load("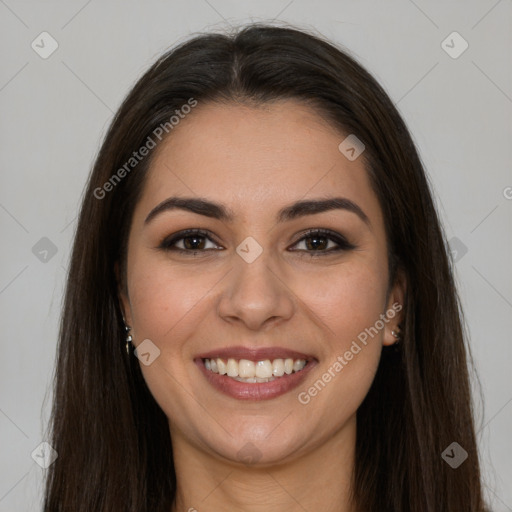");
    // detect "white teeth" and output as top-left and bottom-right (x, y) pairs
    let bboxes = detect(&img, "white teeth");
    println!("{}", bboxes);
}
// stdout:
(217, 358), (227, 375)
(293, 359), (304, 372)
(226, 358), (238, 377)
(272, 358), (285, 377)
(203, 357), (308, 380)
(255, 360), (273, 378)
(232, 376), (276, 383)
(238, 359), (255, 378)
